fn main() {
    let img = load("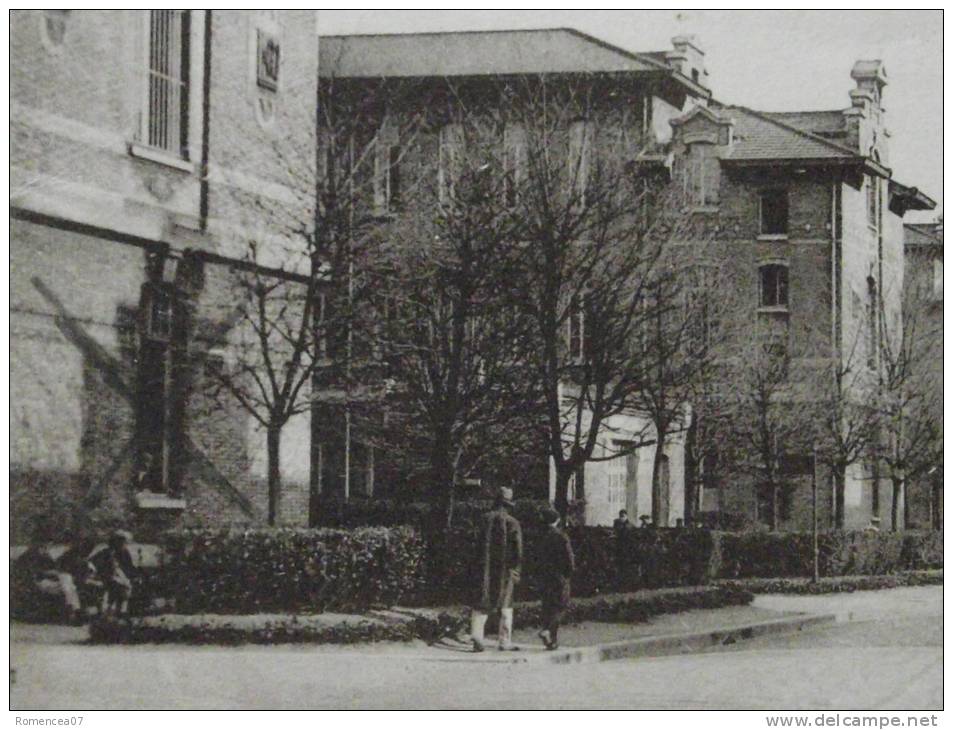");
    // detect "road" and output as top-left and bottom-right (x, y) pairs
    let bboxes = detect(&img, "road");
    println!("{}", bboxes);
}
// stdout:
(11, 586), (941, 710)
